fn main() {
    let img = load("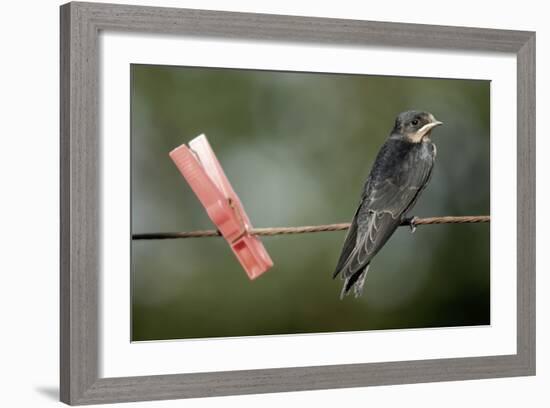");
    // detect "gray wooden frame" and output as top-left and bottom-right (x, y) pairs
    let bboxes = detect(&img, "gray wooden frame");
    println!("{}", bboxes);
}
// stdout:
(60, 1), (536, 405)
